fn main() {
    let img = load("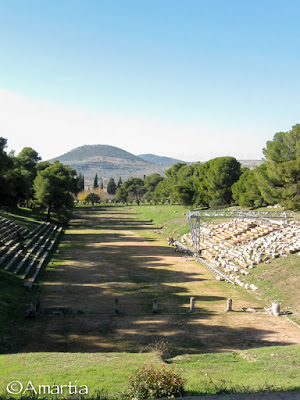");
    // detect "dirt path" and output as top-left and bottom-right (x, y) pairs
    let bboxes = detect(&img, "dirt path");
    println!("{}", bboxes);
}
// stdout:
(19, 207), (300, 354)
